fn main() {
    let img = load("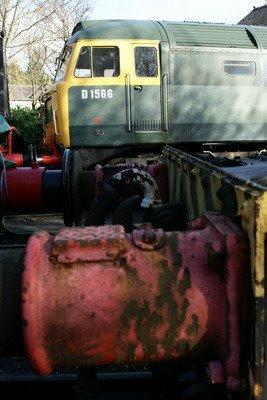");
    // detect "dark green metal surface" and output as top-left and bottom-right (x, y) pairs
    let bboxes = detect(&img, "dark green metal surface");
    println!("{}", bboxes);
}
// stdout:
(132, 85), (162, 132)
(168, 47), (267, 142)
(68, 20), (168, 45)
(70, 20), (267, 50)
(161, 22), (258, 49)
(249, 26), (267, 49)
(68, 85), (168, 146)
(66, 20), (267, 146)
